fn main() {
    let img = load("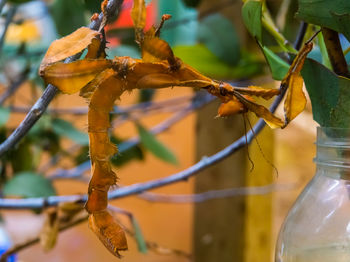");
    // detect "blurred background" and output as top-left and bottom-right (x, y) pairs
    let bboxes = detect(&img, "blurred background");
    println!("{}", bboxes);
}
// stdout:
(0, 0), (319, 261)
